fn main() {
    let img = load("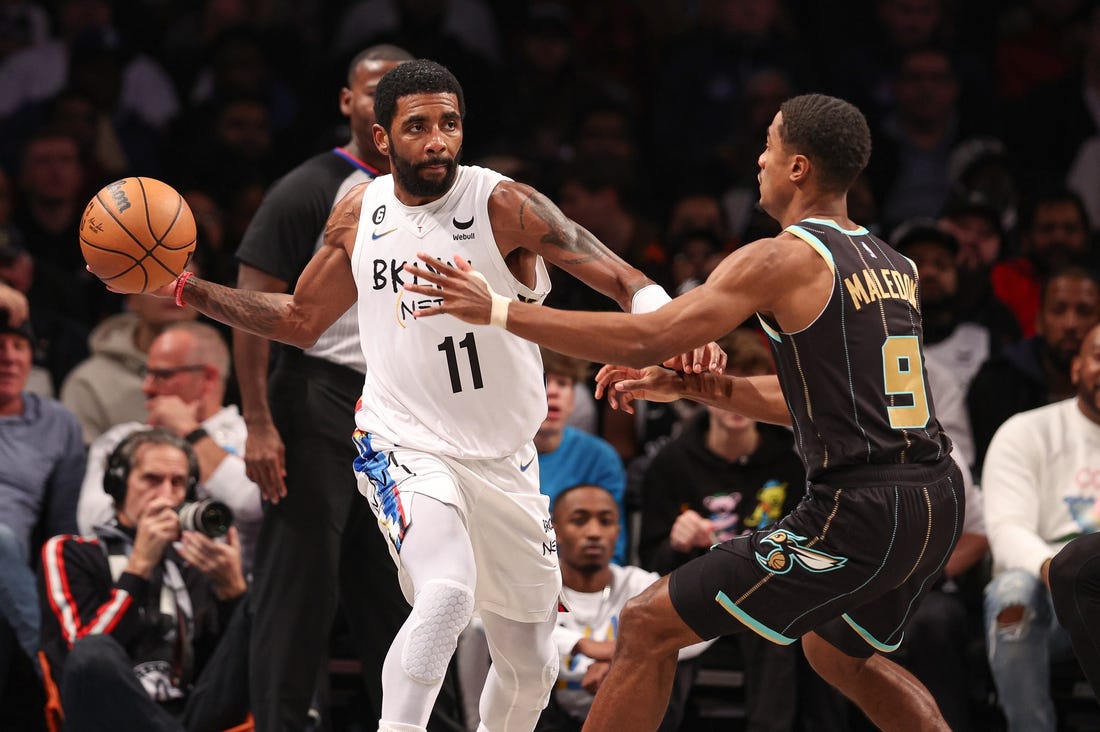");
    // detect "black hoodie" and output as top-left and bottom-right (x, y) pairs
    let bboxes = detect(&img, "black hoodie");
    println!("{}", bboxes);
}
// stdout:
(638, 414), (806, 576)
